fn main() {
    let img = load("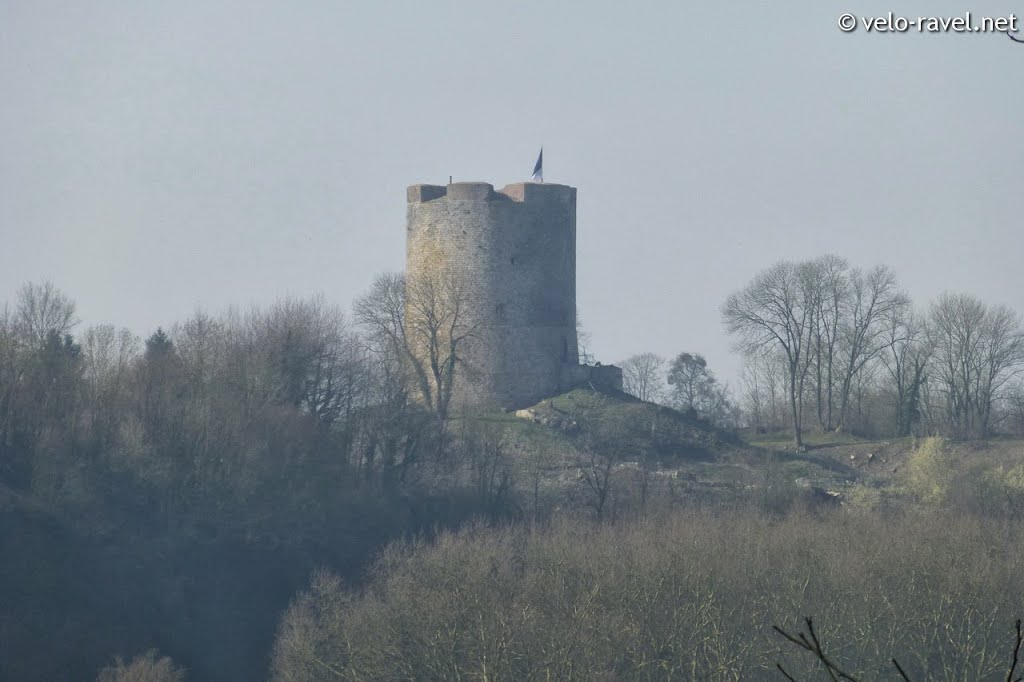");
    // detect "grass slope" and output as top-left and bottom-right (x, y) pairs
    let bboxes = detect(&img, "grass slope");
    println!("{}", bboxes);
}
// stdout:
(512, 386), (743, 464)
